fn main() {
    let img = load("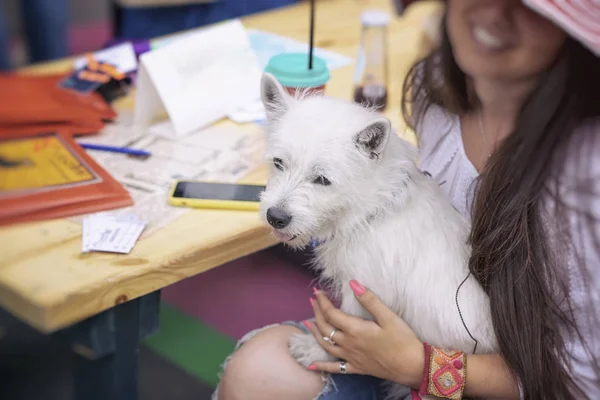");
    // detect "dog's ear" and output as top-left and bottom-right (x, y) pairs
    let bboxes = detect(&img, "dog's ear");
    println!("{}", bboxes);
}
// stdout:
(354, 117), (391, 160)
(261, 73), (290, 121)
